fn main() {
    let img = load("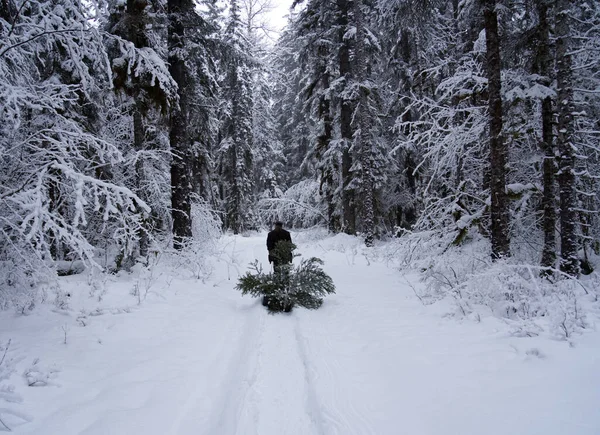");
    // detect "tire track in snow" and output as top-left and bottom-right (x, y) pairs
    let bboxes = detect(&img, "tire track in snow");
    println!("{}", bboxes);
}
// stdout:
(294, 316), (376, 435)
